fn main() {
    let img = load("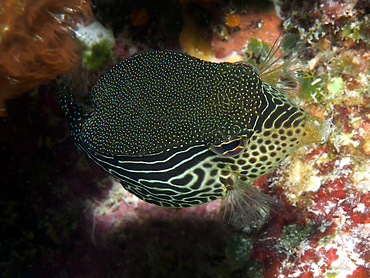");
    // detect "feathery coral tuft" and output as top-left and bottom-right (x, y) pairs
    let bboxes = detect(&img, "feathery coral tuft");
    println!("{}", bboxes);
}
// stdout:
(0, 0), (92, 116)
